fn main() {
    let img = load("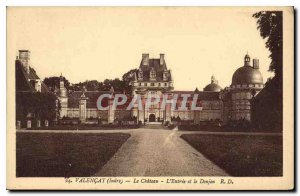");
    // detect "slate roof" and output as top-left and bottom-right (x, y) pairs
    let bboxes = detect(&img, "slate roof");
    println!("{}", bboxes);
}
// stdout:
(232, 65), (263, 85)
(174, 91), (220, 100)
(15, 60), (49, 93)
(203, 83), (222, 92)
(67, 91), (131, 109)
(27, 67), (39, 80)
(68, 91), (109, 108)
(137, 59), (172, 82)
(67, 89), (220, 109)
